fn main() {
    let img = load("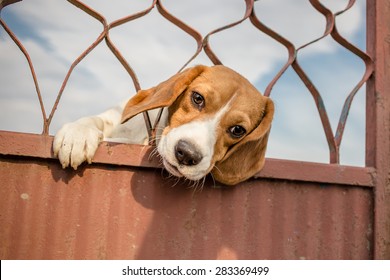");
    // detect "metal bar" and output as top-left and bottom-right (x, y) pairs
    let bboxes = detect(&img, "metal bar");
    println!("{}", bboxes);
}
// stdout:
(106, 1), (158, 141)
(0, 130), (160, 168)
(251, 0), (373, 165)
(365, 0), (378, 168)
(366, 0), (390, 260)
(0, 130), (375, 188)
(249, 7), (296, 98)
(0, 0), (48, 134)
(47, 0), (109, 133)
(251, 0), (338, 164)
(0, 0), (21, 10)
(203, 0), (254, 65)
(105, 0), (158, 93)
(157, 0), (203, 72)
(292, 61), (339, 163)
(324, 0), (374, 148)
